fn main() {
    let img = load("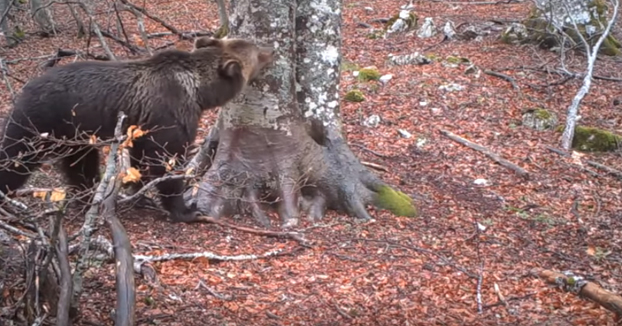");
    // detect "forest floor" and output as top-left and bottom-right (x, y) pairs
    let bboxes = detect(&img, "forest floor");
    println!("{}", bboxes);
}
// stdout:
(1, 0), (622, 325)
